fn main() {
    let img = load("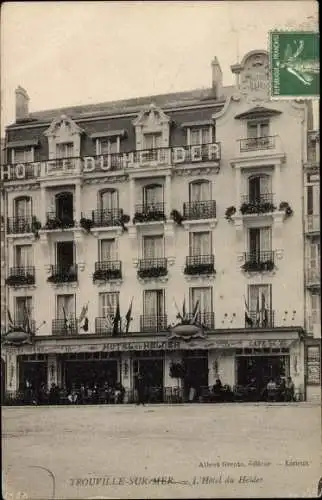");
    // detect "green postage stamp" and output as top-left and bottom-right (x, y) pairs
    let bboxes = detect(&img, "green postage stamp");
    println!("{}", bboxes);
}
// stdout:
(269, 31), (320, 99)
